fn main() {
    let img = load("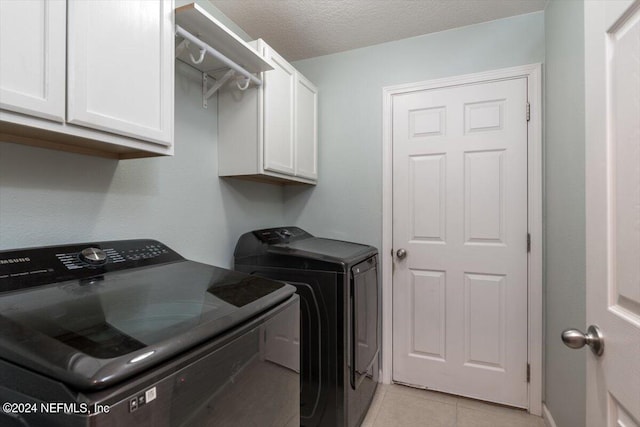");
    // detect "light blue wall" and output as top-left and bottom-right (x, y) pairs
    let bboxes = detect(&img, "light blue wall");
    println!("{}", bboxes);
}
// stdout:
(0, 2), (283, 267)
(544, 1), (586, 426)
(286, 11), (545, 252)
